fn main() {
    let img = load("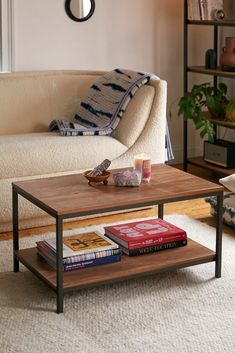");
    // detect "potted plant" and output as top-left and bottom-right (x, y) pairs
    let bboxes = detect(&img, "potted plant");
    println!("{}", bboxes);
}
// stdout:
(176, 82), (229, 142)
